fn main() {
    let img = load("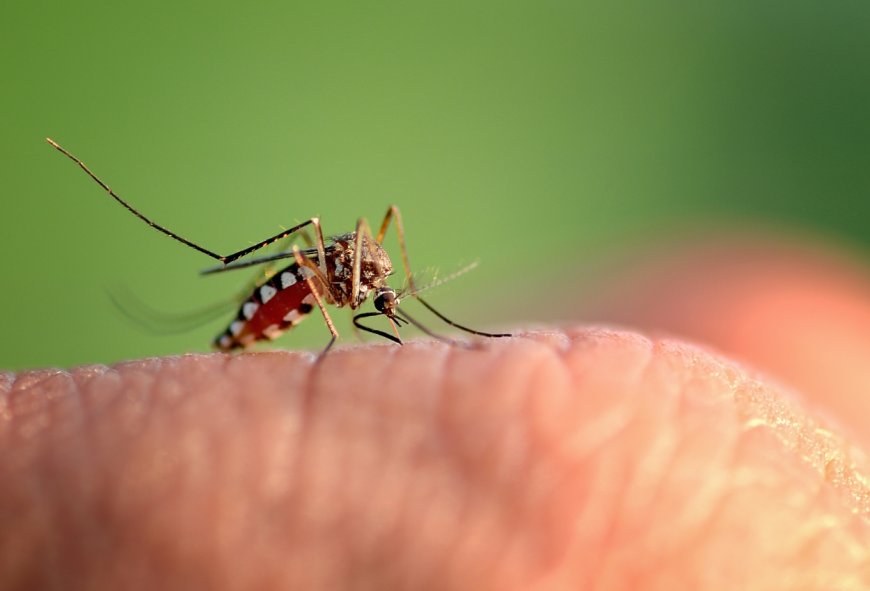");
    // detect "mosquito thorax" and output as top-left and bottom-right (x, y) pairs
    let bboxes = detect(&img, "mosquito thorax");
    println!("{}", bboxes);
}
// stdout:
(327, 232), (394, 308)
